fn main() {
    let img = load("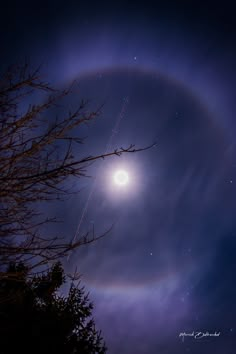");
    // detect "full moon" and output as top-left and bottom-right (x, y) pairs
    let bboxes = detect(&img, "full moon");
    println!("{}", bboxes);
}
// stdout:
(113, 170), (129, 186)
